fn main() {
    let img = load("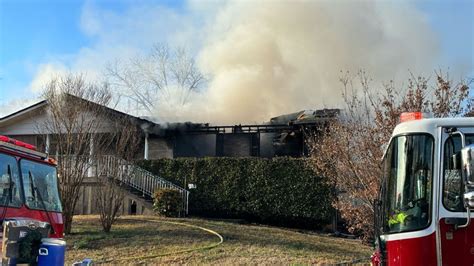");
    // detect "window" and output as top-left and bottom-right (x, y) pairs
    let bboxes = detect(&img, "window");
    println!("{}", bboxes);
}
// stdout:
(443, 134), (474, 212)
(21, 160), (62, 212)
(382, 134), (433, 233)
(0, 153), (22, 207)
